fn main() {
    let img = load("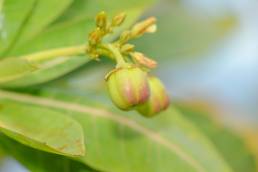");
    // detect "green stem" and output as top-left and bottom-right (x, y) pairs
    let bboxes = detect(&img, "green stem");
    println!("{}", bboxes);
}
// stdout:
(106, 44), (127, 67)
(21, 45), (86, 62)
